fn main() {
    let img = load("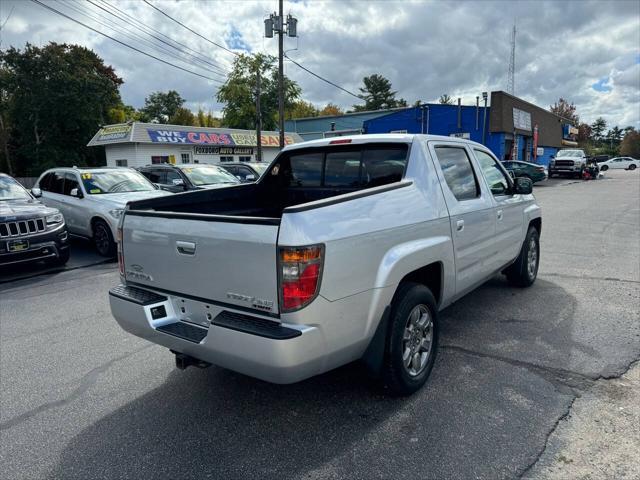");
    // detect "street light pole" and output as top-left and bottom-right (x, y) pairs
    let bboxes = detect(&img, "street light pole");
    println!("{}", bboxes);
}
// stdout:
(255, 66), (262, 162)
